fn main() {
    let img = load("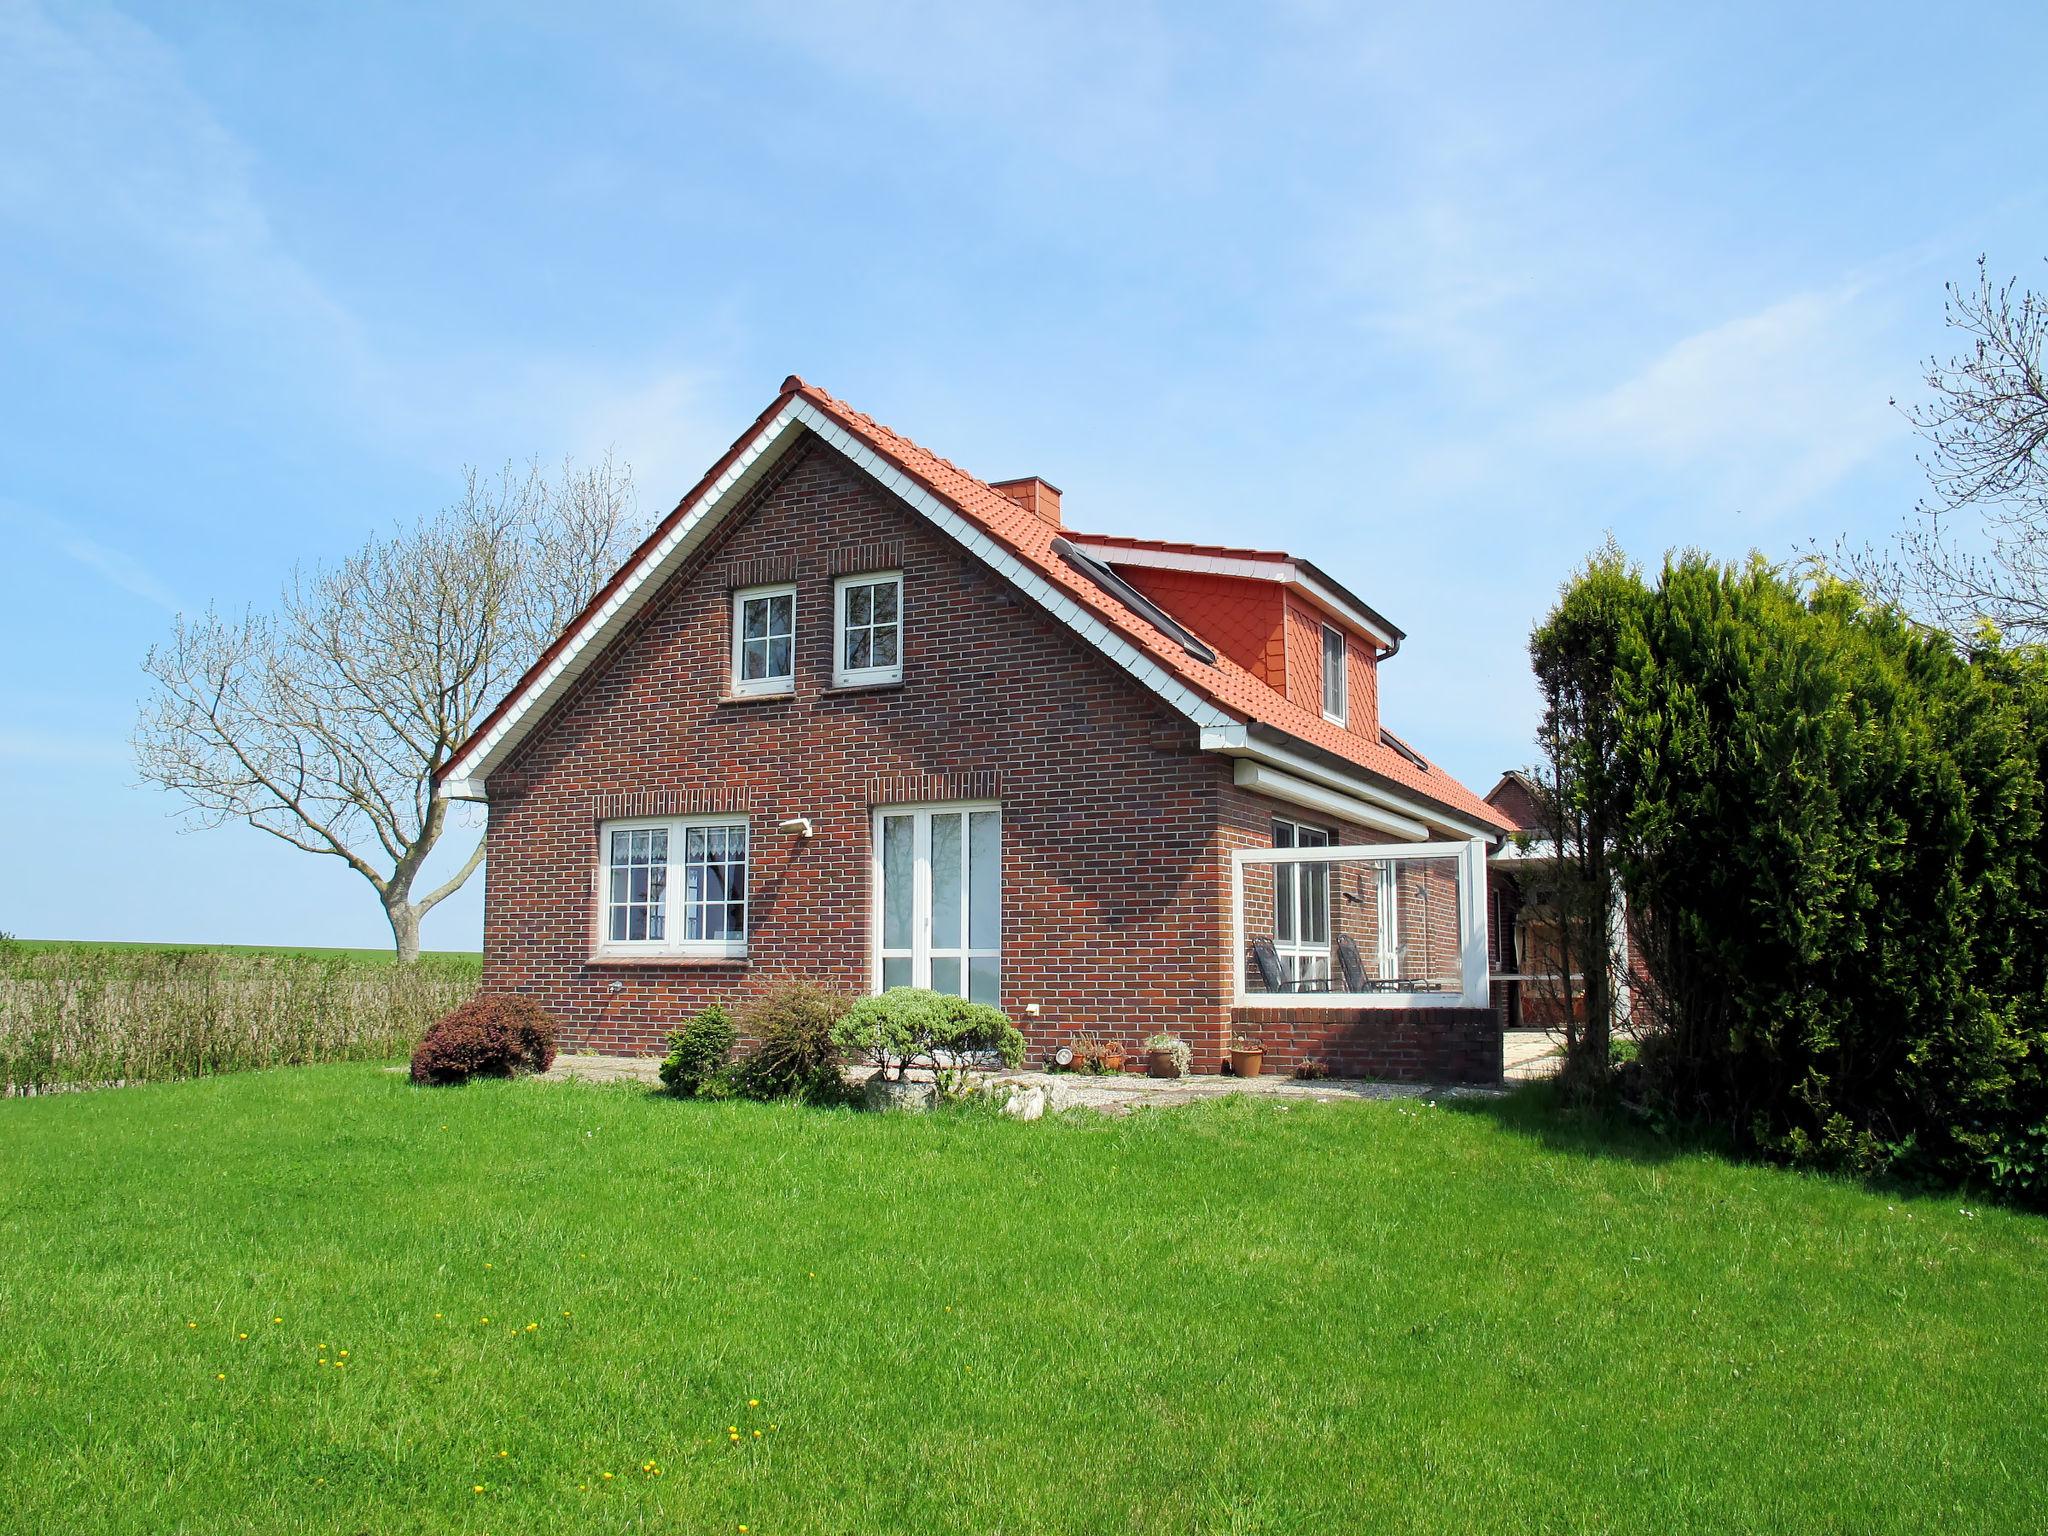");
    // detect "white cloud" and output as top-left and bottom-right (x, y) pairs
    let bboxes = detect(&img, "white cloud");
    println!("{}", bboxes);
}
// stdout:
(0, 498), (183, 613)
(0, 1), (373, 383)
(1543, 283), (1905, 517)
